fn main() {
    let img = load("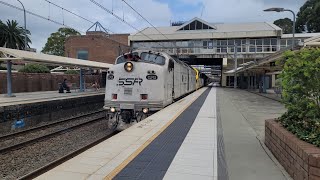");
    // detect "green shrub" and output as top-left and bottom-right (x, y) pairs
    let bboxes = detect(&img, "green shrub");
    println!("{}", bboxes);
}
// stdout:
(64, 69), (79, 74)
(18, 64), (50, 73)
(0, 66), (6, 70)
(275, 78), (282, 88)
(278, 48), (320, 146)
